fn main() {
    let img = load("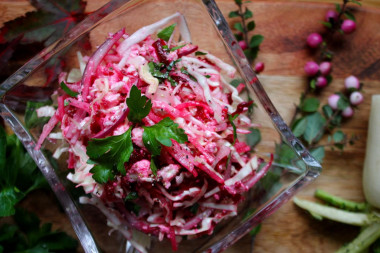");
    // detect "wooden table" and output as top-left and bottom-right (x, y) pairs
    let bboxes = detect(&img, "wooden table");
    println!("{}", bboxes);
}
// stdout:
(1, 0), (380, 252)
